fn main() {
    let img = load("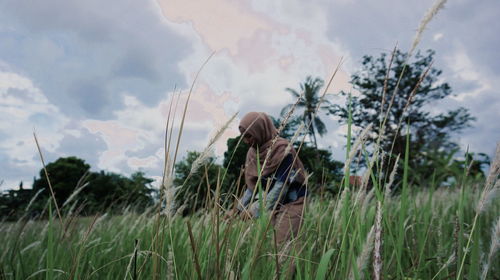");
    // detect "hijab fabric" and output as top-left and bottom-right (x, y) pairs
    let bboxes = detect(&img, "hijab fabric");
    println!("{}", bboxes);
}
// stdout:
(239, 112), (306, 191)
